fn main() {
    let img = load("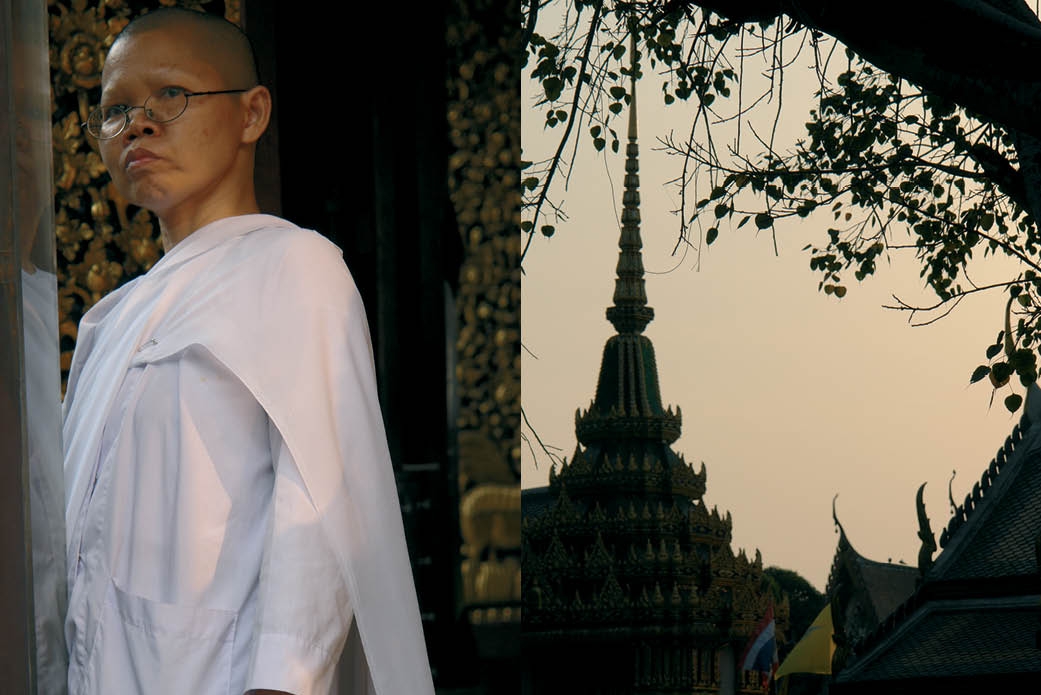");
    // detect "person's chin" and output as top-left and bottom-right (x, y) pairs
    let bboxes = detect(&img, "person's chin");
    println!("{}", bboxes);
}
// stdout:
(123, 178), (172, 211)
